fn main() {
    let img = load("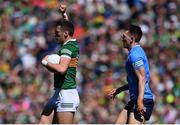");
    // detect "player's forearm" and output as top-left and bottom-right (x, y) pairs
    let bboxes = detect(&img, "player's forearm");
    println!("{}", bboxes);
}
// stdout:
(62, 12), (69, 21)
(115, 84), (129, 94)
(44, 66), (57, 73)
(46, 63), (67, 74)
(137, 77), (146, 102)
